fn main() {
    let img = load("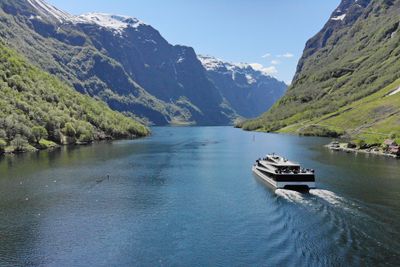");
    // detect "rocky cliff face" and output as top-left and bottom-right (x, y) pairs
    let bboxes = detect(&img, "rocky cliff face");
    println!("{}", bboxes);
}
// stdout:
(198, 55), (286, 118)
(241, 0), (400, 141)
(0, 0), (285, 125)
